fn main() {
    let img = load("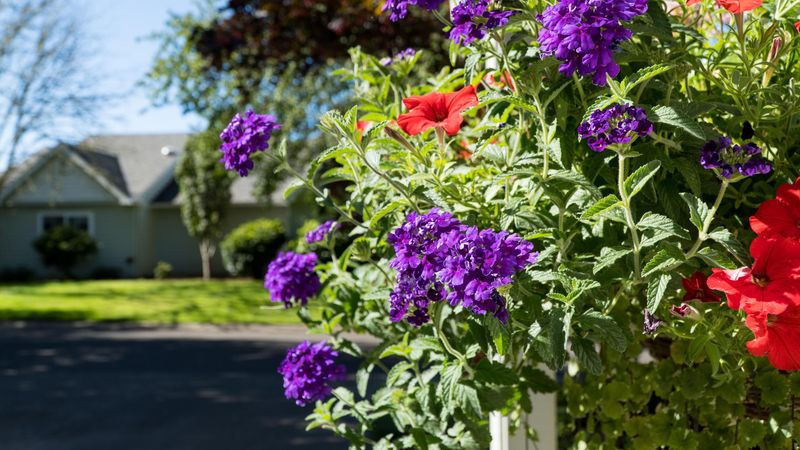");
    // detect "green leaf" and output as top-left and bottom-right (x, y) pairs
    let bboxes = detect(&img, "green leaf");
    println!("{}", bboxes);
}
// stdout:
(283, 179), (306, 200)
(638, 213), (691, 240)
(593, 247), (632, 274)
(572, 337), (603, 375)
(642, 246), (683, 277)
(356, 364), (373, 397)
(680, 193), (710, 232)
(624, 160), (661, 199)
(622, 64), (672, 94)
(454, 383), (482, 416)
(521, 366), (559, 393)
(646, 273), (672, 311)
(577, 310), (629, 352)
(650, 105), (706, 140)
(707, 227), (748, 263)
(438, 362), (463, 401)
(696, 246), (737, 269)
(581, 194), (622, 220)
(369, 200), (405, 228)
(474, 360), (518, 386)
(549, 307), (573, 369)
